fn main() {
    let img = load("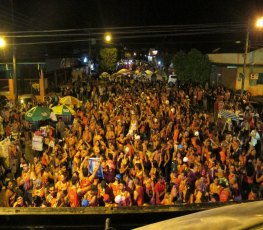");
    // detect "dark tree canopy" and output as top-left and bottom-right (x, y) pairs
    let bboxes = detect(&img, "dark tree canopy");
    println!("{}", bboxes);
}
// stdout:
(99, 48), (118, 72)
(172, 49), (212, 83)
